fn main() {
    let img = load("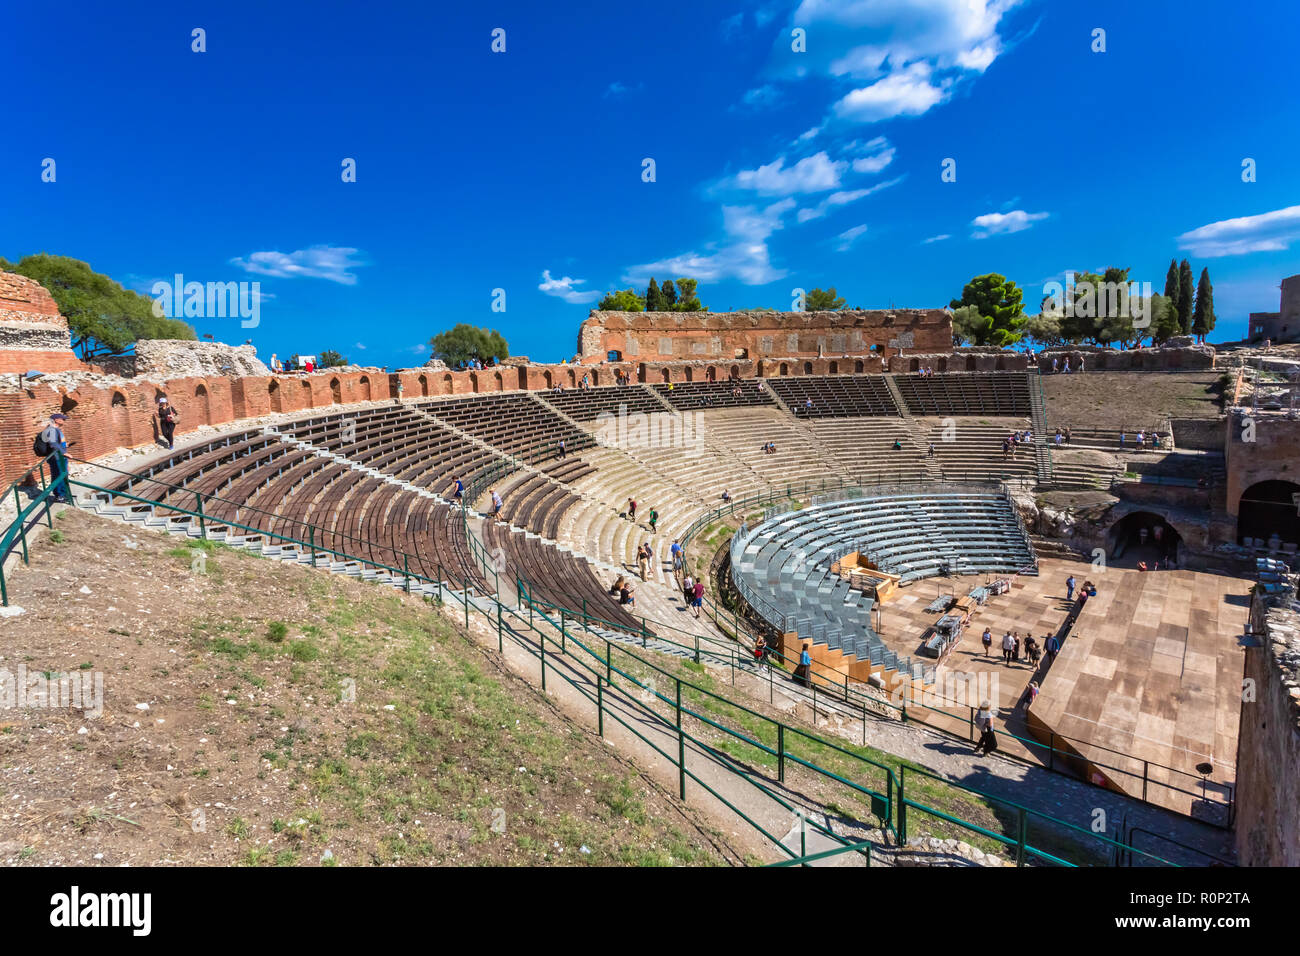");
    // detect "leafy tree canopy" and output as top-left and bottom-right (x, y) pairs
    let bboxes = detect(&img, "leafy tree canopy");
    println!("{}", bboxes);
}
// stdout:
(597, 288), (645, 311)
(949, 273), (1027, 347)
(317, 349), (348, 368)
(0, 253), (195, 359)
(805, 287), (846, 311)
(429, 323), (509, 367)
